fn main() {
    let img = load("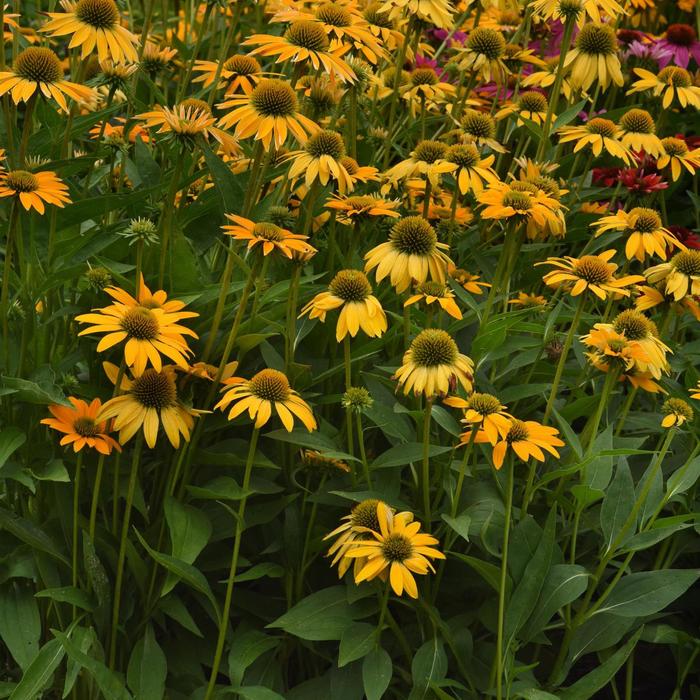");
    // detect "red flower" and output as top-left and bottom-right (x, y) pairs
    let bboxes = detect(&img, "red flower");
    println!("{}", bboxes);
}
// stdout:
(669, 225), (700, 250)
(618, 168), (668, 193)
